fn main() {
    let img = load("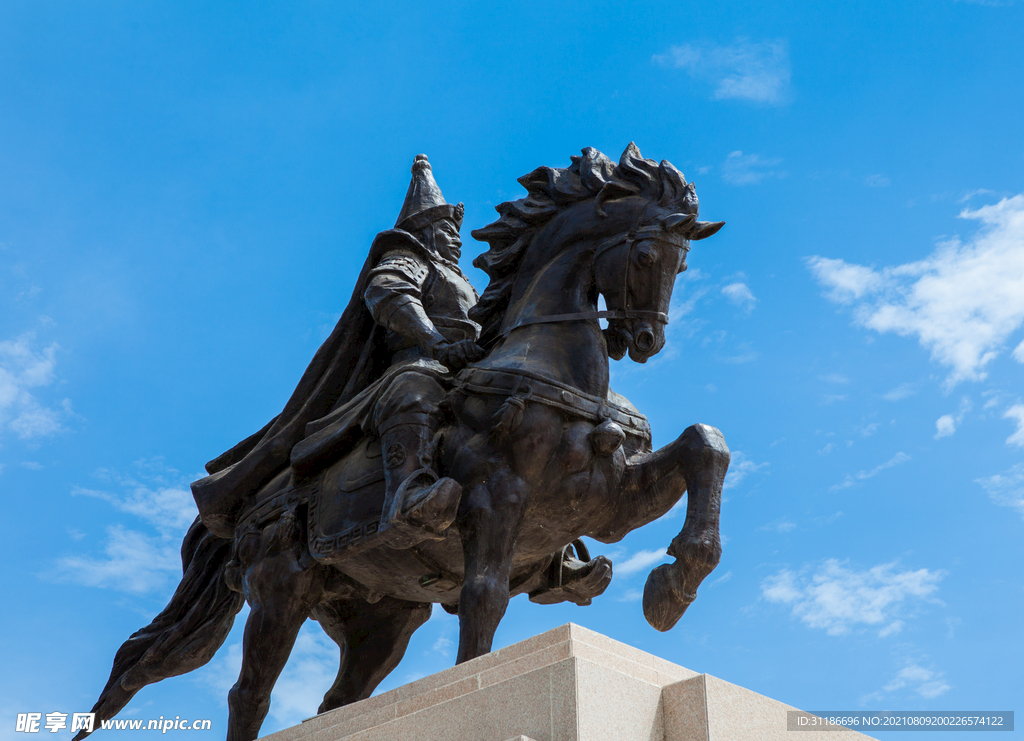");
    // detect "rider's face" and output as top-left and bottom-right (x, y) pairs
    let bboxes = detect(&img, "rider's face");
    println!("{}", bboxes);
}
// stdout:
(432, 220), (463, 259)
